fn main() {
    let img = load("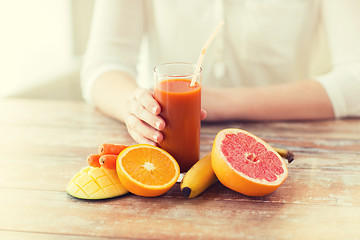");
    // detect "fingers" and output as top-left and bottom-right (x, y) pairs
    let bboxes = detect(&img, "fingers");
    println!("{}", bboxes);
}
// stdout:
(201, 109), (207, 120)
(126, 88), (165, 145)
(130, 89), (165, 130)
(127, 88), (207, 145)
(134, 88), (161, 116)
(126, 115), (163, 145)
